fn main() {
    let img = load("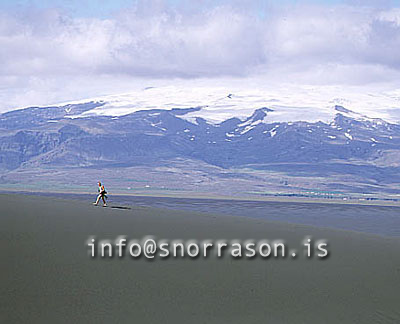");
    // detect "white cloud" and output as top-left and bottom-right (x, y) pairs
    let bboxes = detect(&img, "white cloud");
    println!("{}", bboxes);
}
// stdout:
(0, 2), (400, 111)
